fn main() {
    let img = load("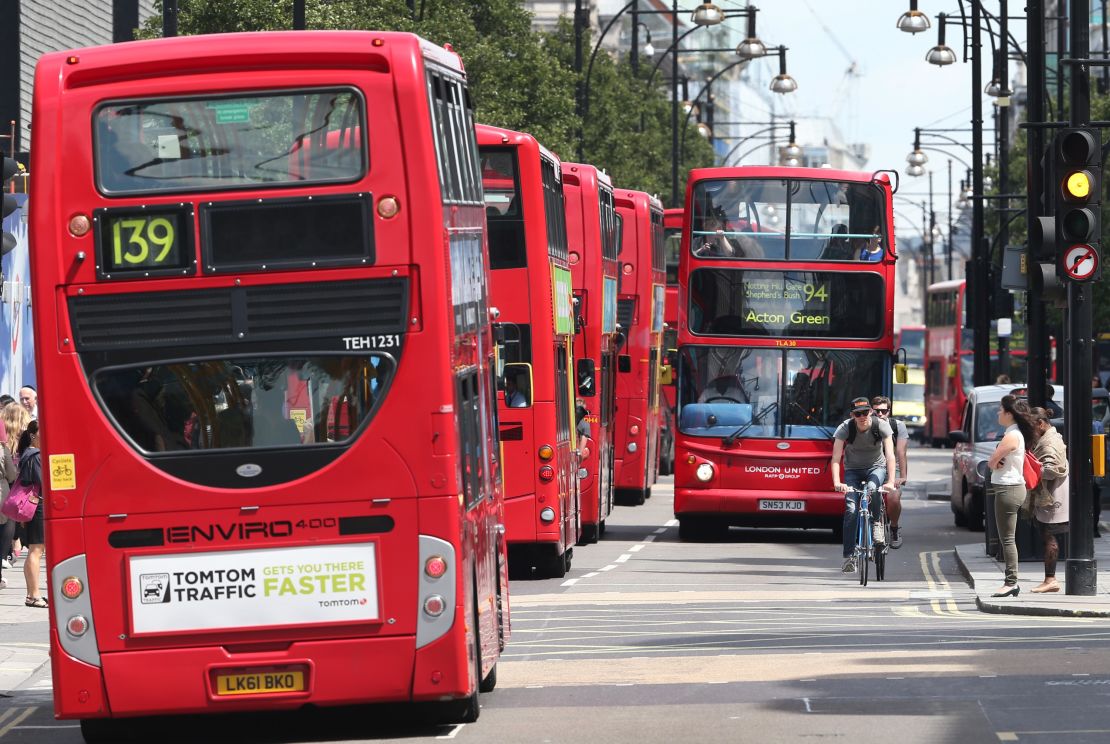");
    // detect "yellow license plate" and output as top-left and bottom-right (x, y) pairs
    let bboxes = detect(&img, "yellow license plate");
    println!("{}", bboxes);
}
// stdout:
(215, 670), (306, 696)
